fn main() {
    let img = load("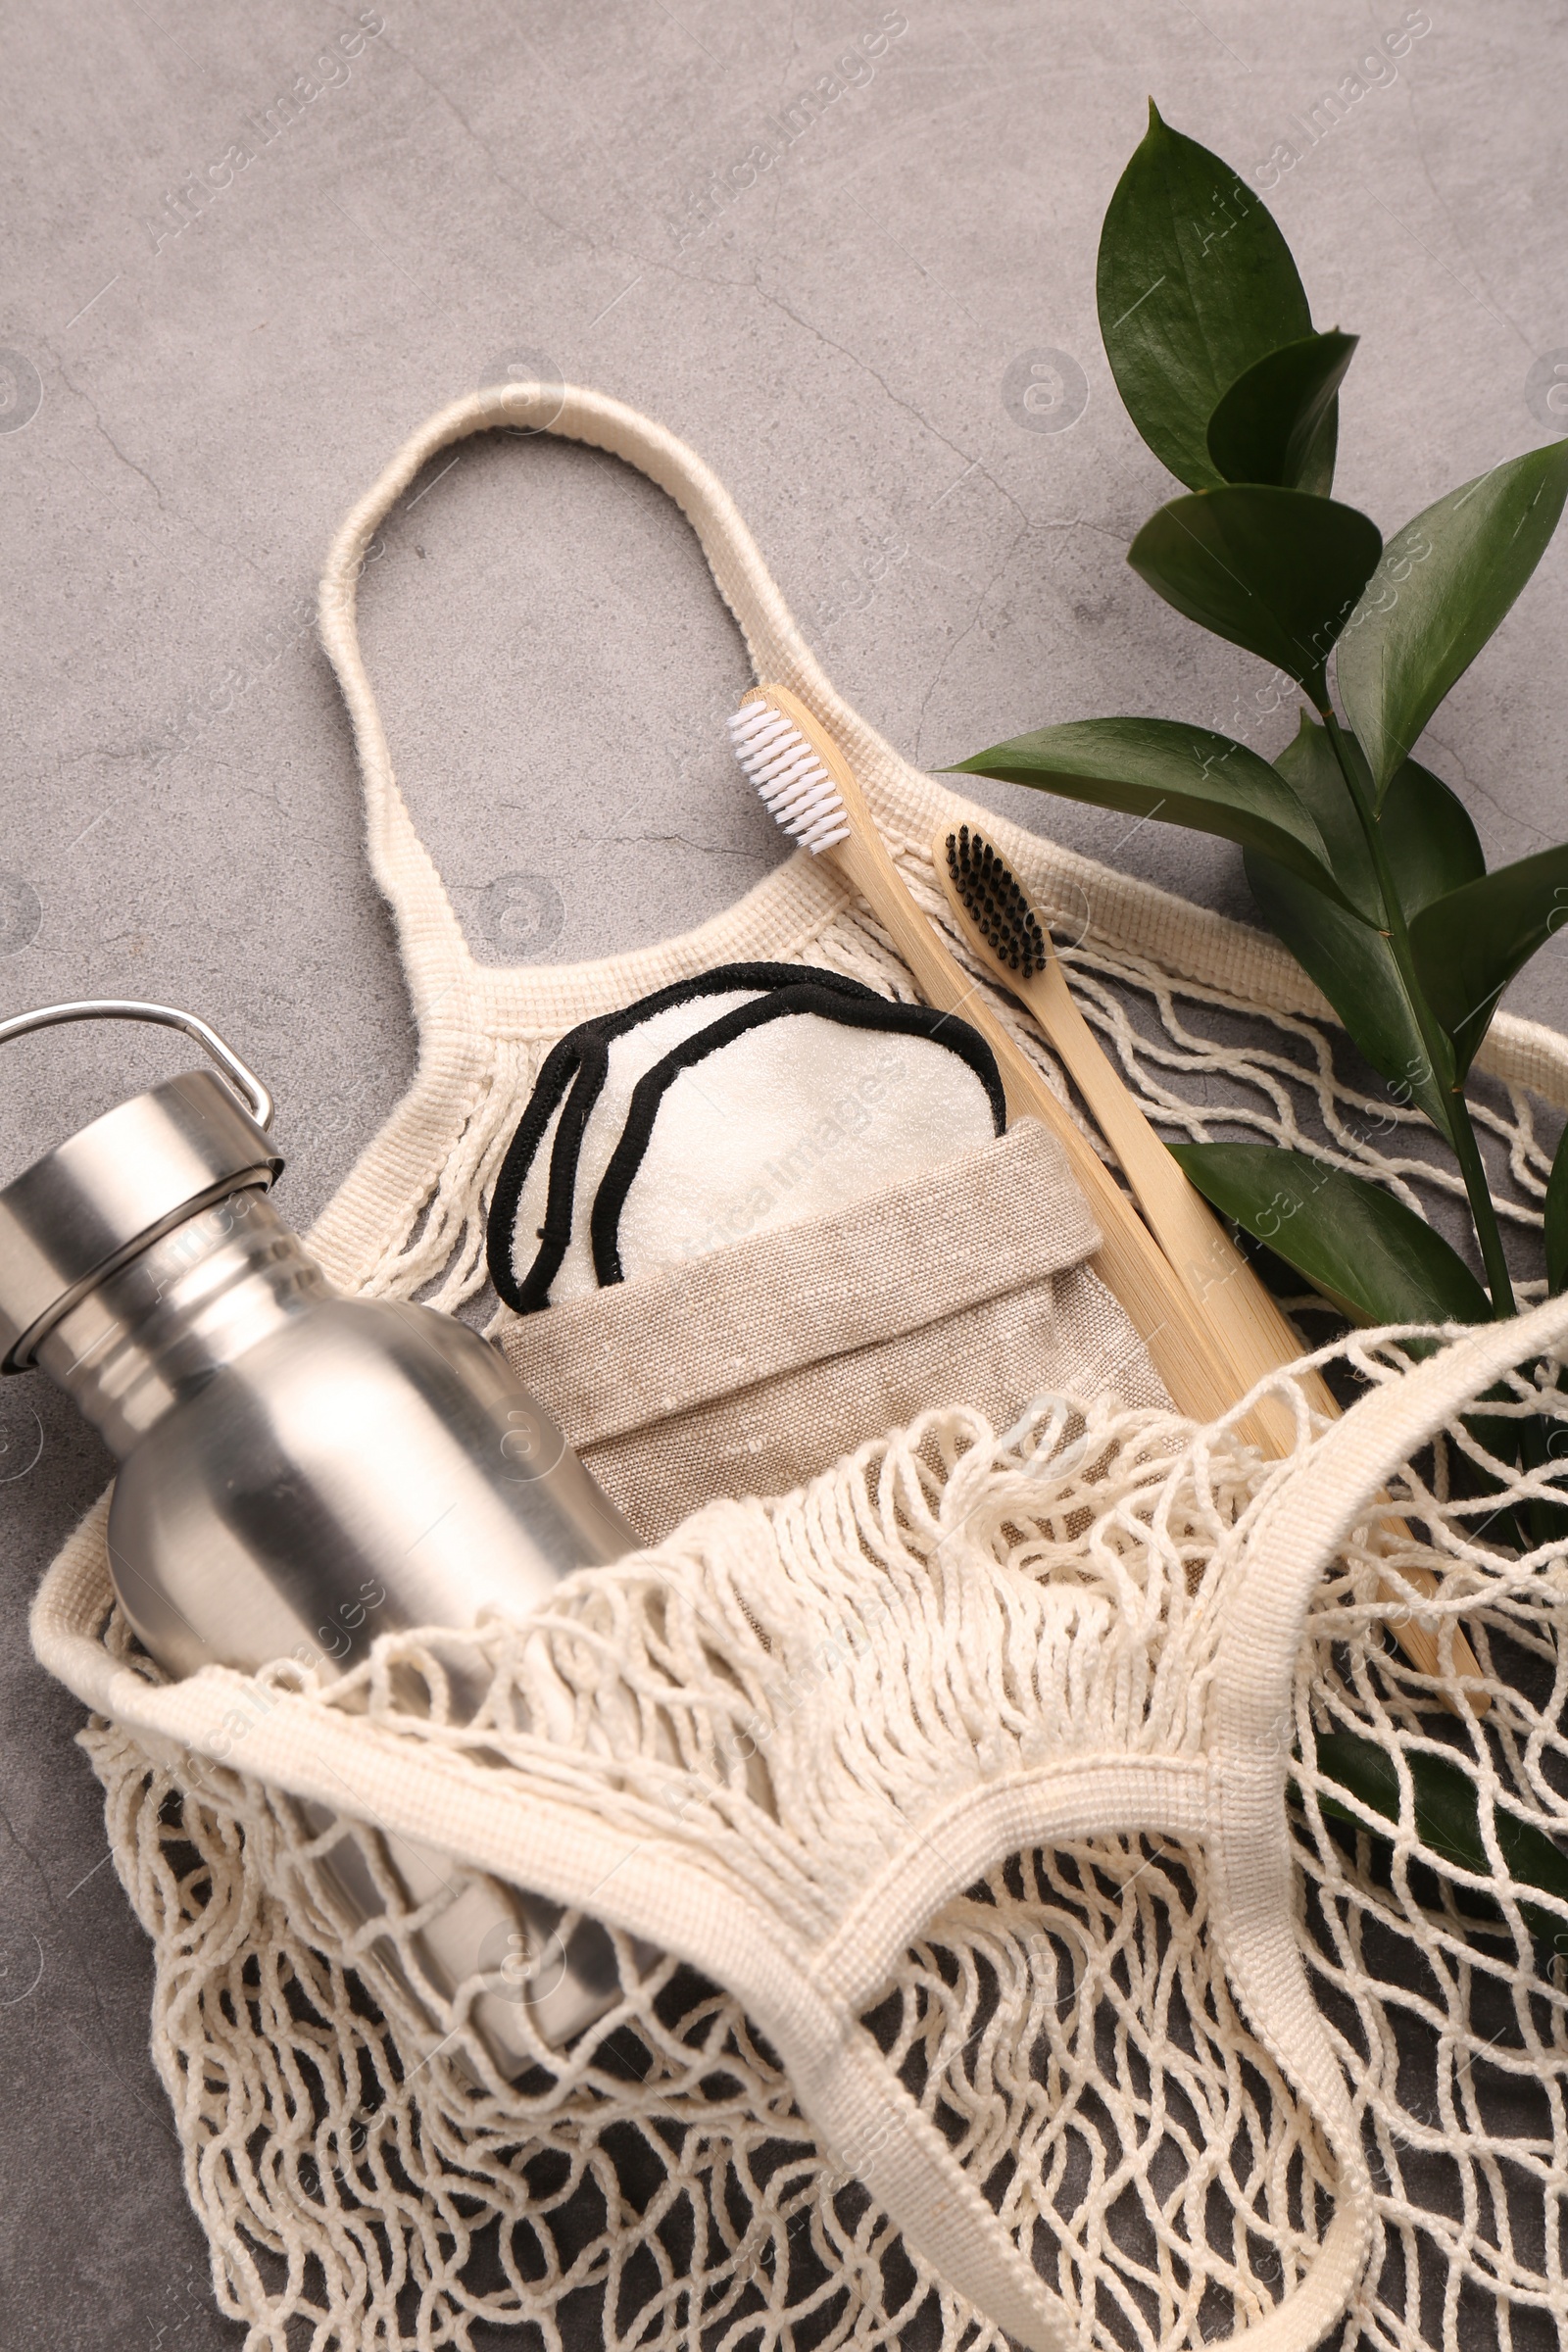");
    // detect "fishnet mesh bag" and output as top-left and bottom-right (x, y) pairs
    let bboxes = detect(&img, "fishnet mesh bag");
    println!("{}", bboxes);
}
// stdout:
(26, 385), (1568, 2352)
